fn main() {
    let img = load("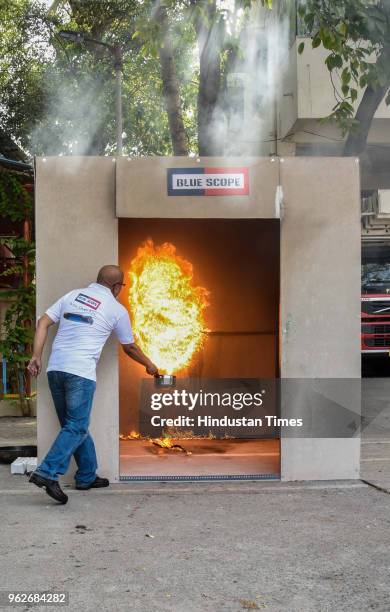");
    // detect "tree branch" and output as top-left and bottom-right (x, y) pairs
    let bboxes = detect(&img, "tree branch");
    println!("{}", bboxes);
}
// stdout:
(154, 1), (188, 156)
(344, 45), (390, 157)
